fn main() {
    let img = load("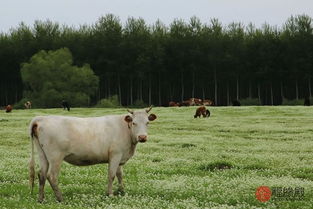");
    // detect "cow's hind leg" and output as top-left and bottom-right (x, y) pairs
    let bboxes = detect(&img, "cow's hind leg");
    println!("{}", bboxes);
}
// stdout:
(34, 139), (49, 203)
(116, 166), (124, 194)
(37, 152), (49, 202)
(46, 158), (63, 202)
